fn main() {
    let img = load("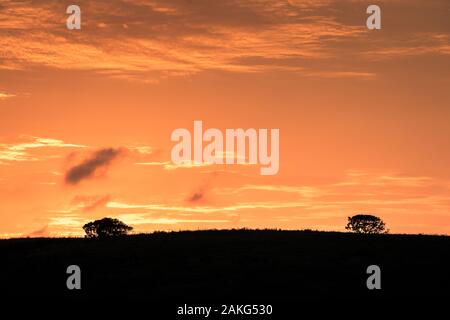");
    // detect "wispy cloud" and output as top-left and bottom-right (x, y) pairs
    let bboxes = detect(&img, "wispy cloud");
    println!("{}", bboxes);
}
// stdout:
(363, 33), (450, 60)
(135, 152), (257, 170)
(2, 0), (421, 80)
(229, 184), (322, 198)
(304, 71), (377, 79)
(0, 92), (15, 100)
(107, 200), (310, 213)
(47, 214), (89, 236)
(114, 213), (229, 225)
(127, 145), (154, 155)
(135, 160), (212, 170)
(2, 1), (447, 81)
(0, 136), (86, 162)
(105, 170), (450, 220)
(28, 225), (49, 237)
(71, 195), (111, 212)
